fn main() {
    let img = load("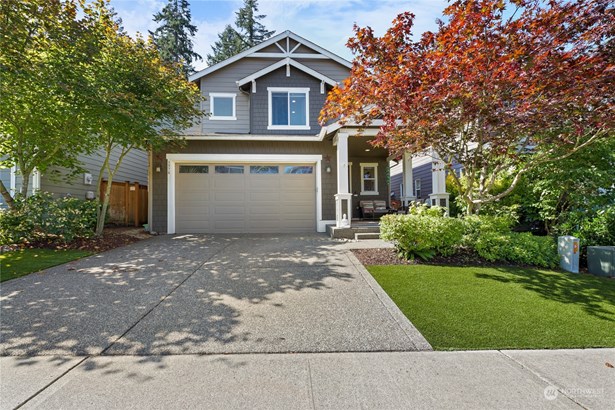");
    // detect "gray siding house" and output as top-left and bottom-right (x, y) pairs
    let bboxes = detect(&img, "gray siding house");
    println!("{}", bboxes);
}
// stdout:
(150, 31), (393, 234)
(1, 148), (147, 207)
